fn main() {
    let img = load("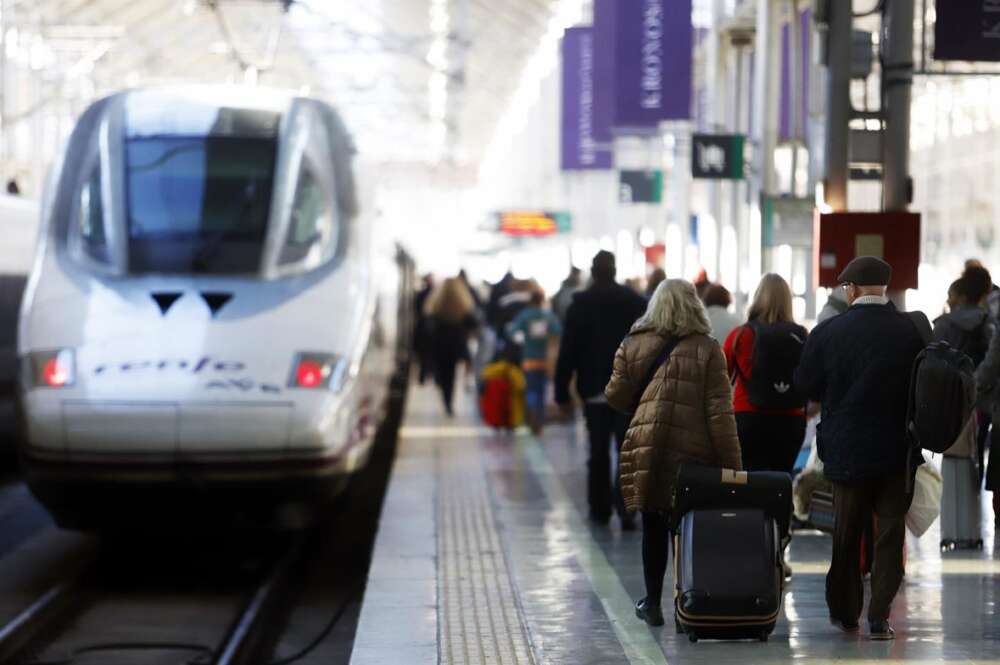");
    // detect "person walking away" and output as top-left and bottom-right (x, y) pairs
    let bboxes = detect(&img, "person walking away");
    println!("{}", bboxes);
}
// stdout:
(413, 274), (435, 384)
(424, 276), (477, 416)
(957, 265), (999, 482)
(794, 256), (926, 641)
(494, 279), (535, 350)
(723, 274), (808, 474)
(486, 271), (514, 333)
(724, 274), (807, 579)
(507, 290), (561, 434)
(645, 268), (667, 301)
(974, 311), (1000, 527)
(817, 286), (849, 324)
(555, 250), (647, 529)
(605, 279), (743, 626)
(552, 267), (584, 323)
(704, 283), (742, 343)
